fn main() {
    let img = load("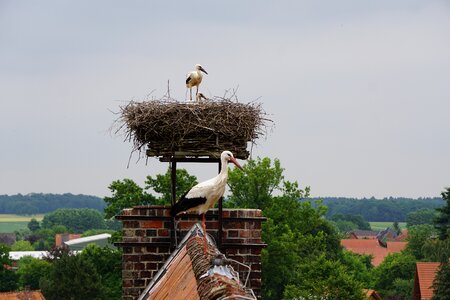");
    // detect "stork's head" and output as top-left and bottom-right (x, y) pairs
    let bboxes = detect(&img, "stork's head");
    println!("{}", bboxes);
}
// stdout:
(221, 151), (243, 170)
(195, 64), (208, 75)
